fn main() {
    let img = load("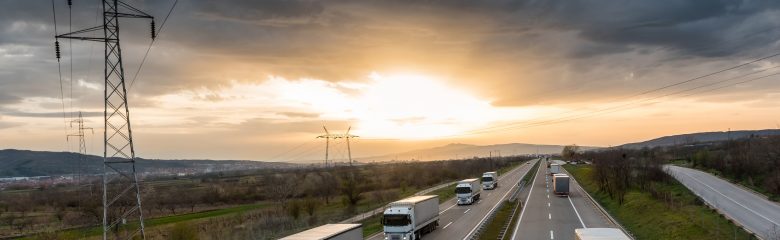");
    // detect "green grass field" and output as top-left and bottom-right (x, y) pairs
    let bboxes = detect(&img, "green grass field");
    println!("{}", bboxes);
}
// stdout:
(41, 202), (272, 239)
(564, 165), (756, 240)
